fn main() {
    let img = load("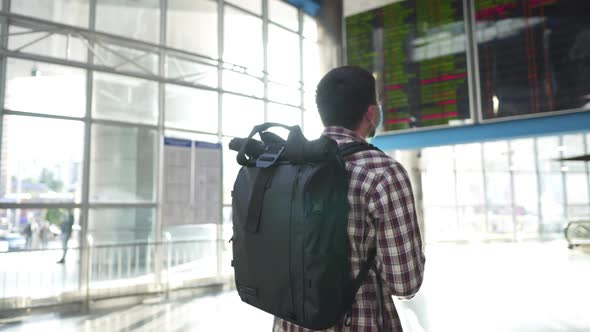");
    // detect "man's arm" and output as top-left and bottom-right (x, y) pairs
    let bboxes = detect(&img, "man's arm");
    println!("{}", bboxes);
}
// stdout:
(369, 162), (426, 299)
